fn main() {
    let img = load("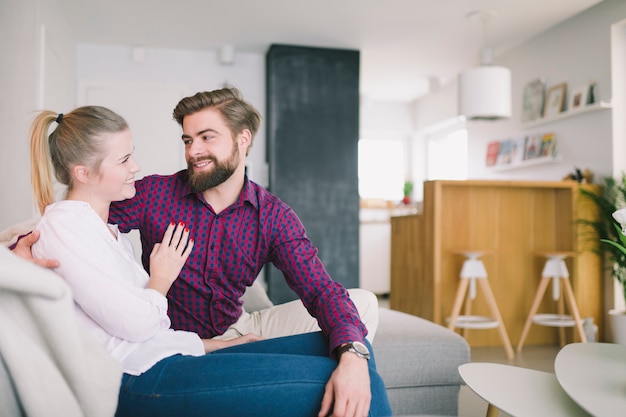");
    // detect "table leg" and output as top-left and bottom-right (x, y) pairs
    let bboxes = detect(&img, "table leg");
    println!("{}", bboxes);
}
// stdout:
(486, 403), (499, 417)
